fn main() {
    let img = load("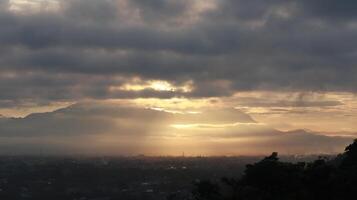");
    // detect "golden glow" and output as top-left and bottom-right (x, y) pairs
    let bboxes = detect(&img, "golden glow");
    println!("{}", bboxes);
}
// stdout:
(150, 81), (175, 91)
(171, 122), (263, 129)
(129, 91), (357, 134)
(3, 91), (357, 136)
(149, 107), (201, 114)
(112, 80), (193, 93)
(1, 93), (354, 155)
(230, 91), (357, 133)
(131, 97), (220, 110)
